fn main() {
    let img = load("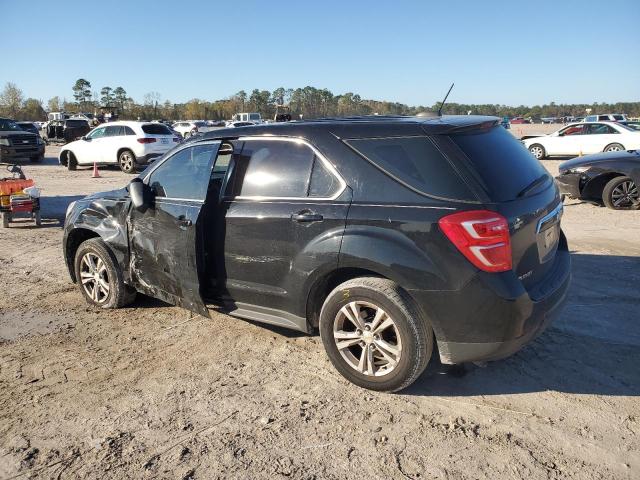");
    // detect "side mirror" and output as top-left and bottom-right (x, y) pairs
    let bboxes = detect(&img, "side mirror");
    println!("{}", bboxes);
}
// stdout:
(129, 178), (152, 211)
(82, 136), (90, 141)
